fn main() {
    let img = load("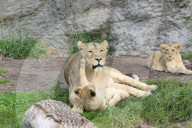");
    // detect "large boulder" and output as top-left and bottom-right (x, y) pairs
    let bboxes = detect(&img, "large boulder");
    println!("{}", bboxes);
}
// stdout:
(0, 0), (192, 56)
(23, 99), (96, 128)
